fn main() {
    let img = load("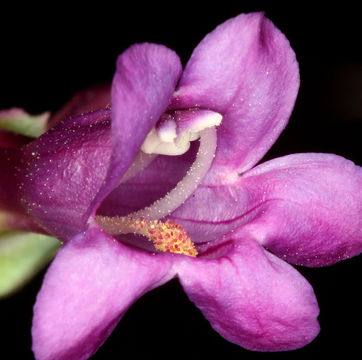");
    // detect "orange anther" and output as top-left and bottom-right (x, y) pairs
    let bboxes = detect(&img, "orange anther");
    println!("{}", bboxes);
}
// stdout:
(122, 217), (197, 257)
